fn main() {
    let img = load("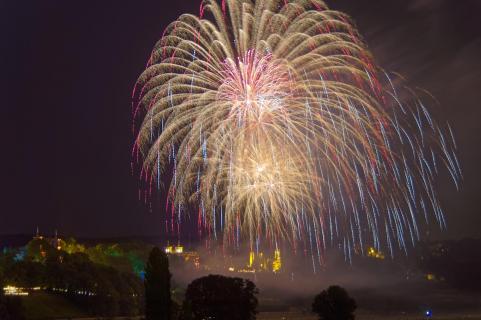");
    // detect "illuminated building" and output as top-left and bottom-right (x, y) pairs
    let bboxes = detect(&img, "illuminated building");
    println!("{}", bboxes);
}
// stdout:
(272, 249), (282, 273)
(244, 250), (282, 273)
(33, 228), (64, 251)
(165, 244), (200, 270)
(4, 286), (30, 296)
(163, 244), (284, 274)
(53, 230), (62, 250)
(426, 273), (436, 281)
(258, 252), (268, 271)
(367, 247), (385, 260)
(165, 244), (184, 254)
(253, 252), (268, 271)
(34, 226), (43, 240)
(248, 251), (255, 268)
(183, 251), (200, 269)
